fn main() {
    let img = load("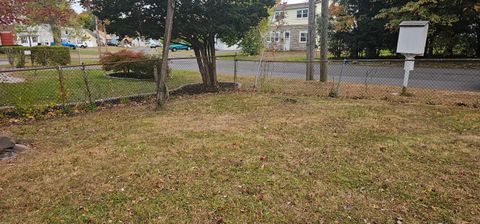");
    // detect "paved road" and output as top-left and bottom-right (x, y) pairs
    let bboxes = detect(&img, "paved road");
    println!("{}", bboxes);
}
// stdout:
(2, 55), (478, 91)
(171, 59), (480, 91)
